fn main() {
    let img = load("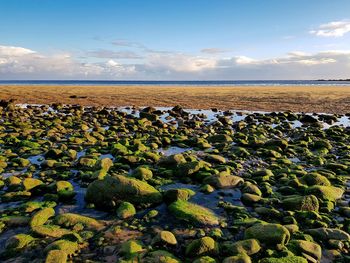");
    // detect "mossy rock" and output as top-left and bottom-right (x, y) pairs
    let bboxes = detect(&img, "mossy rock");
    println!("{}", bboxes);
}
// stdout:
(117, 202), (136, 219)
(259, 256), (307, 263)
(176, 161), (206, 176)
(205, 154), (226, 164)
(244, 223), (290, 248)
(23, 178), (44, 191)
(30, 207), (55, 227)
(152, 230), (177, 246)
(185, 237), (219, 257)
(45, 249), (68, 263)
(306, 227), (350, 241)
(168, 200), (219, 226)
(45, 240), (79, 255)
(301, 173), (331, 186)
(143, 250), (180, 263)
(306, 185), (344, 201)
(163, 188), (195, 204)
(208, 134), (233, 143)
(78, 157), (97, 168)
(120, 240), (144, 259)
(6, 175), (21, 187)
(203, 172), (243, 189)
(132, 166), (153, 180)
(287, 240), (321, 262)
(1, 216), (30, 226)
(2, 191), (31, 202)
(282, 195), (319, 212)
(55, 213), (104, 230)
(56, 181), (73, 192)
(193, 256), (217, 263)
(158, 154), (187, 167)
(223, 254), (251, 263)
(32, 225), (72, 238)
(227, 239), (261, 256)
(85, 174), (162, 208)
(5, 234), (36, 251)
